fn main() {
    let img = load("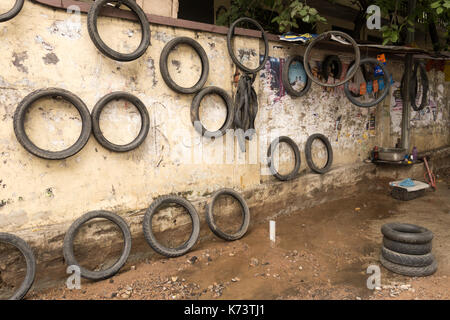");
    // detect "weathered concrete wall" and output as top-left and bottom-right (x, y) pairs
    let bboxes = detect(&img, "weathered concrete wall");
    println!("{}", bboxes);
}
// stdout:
(0, 1), (449, 289)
